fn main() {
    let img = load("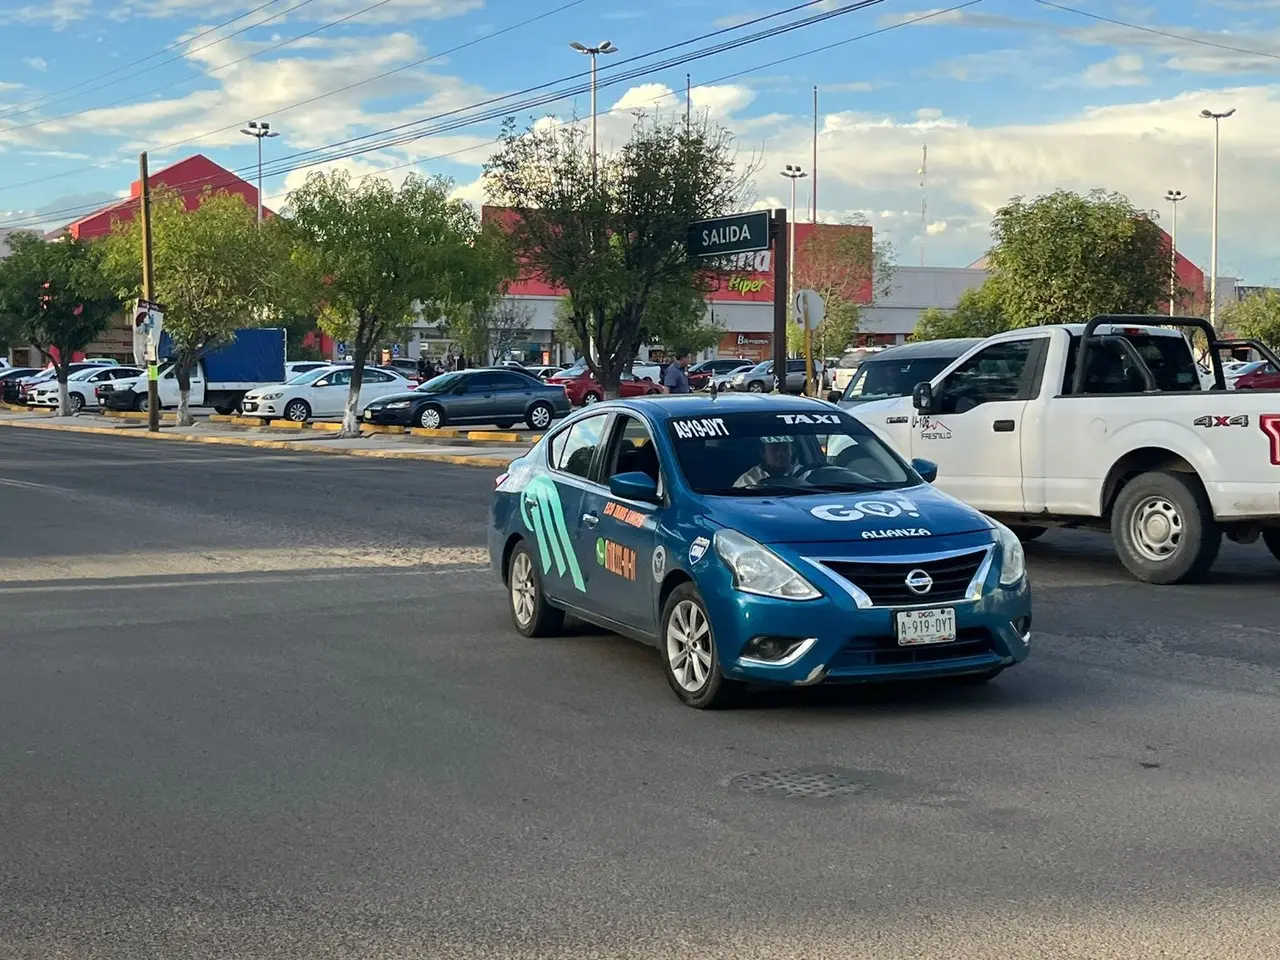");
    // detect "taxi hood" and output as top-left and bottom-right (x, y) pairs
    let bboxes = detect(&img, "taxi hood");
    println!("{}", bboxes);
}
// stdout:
(696, 483), (993, 545)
